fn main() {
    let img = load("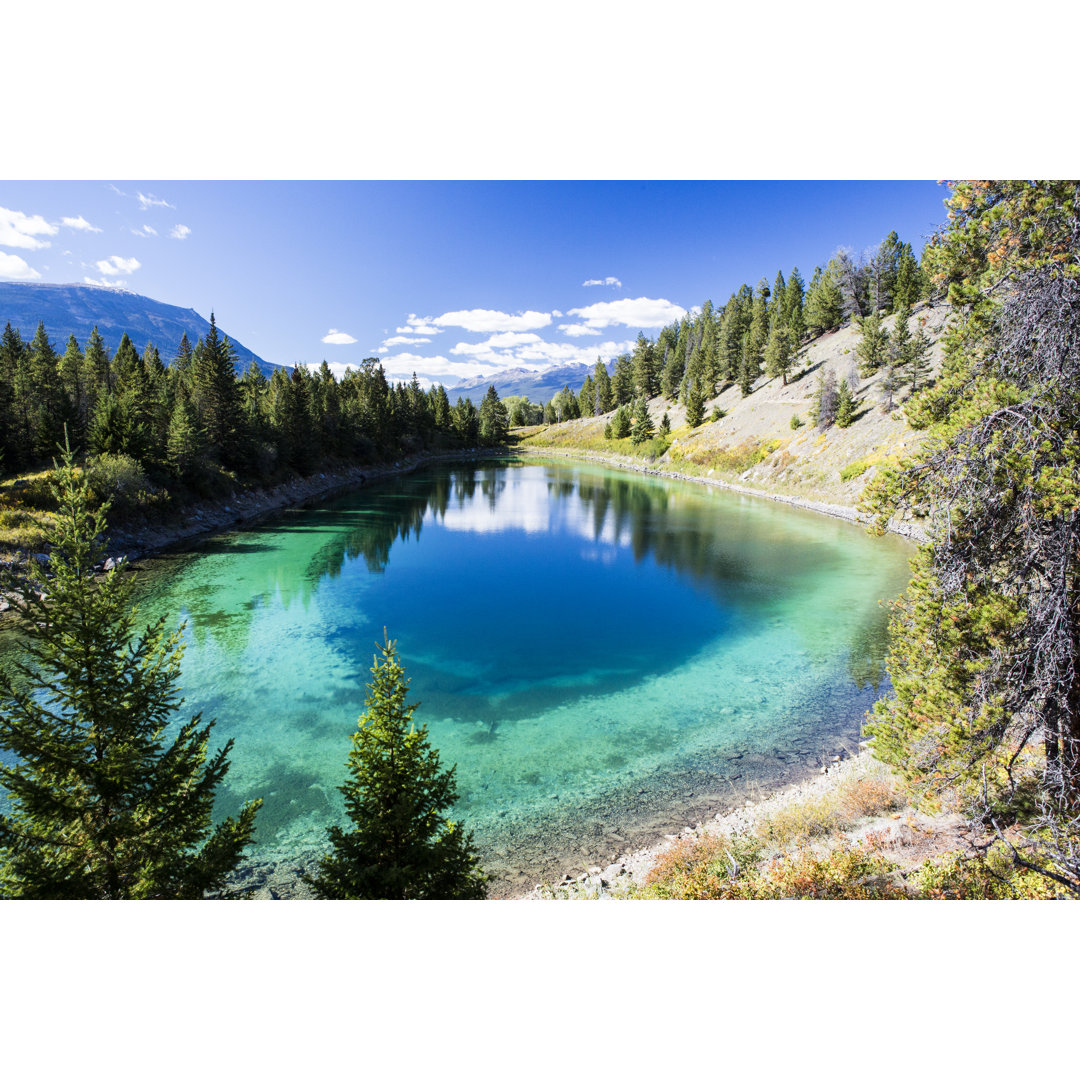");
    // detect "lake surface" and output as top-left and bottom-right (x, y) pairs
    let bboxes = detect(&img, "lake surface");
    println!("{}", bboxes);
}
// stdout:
(14, 458), (915, 893)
